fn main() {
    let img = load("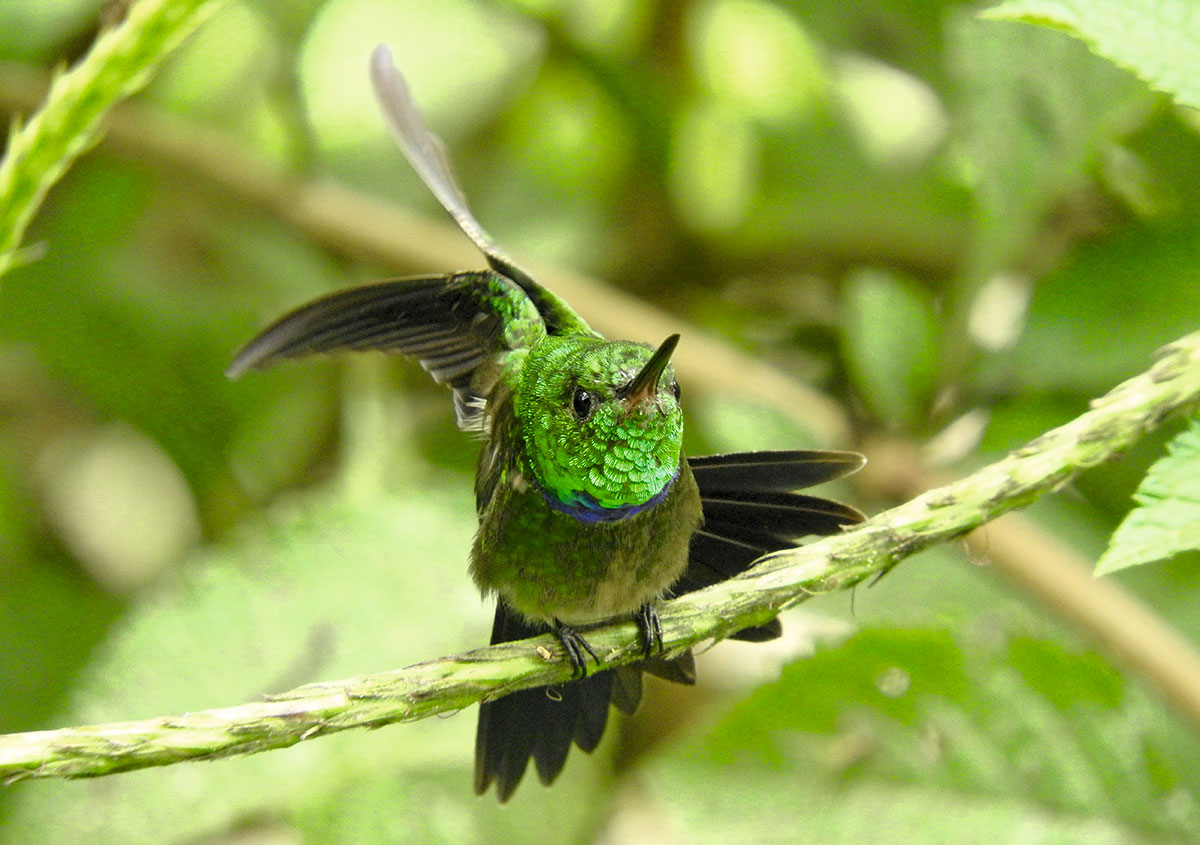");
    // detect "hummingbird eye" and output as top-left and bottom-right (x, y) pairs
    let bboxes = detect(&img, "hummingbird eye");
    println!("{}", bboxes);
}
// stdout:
(671, 379), (681, 400)
(571, 386), (594, 420)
